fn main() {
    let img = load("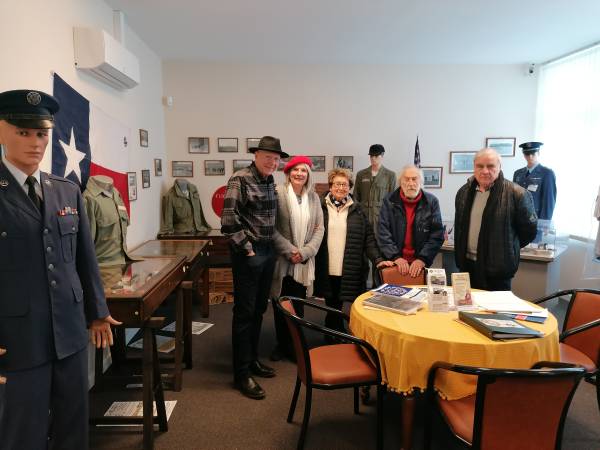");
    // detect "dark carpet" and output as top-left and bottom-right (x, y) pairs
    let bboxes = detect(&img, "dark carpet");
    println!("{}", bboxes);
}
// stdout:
(90, 300), (600, 450)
